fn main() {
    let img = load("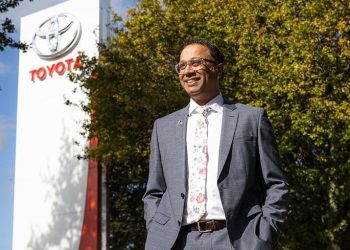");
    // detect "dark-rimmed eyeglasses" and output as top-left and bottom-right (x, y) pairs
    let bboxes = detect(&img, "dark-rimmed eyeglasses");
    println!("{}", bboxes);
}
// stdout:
(175, 57), (216, 74)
